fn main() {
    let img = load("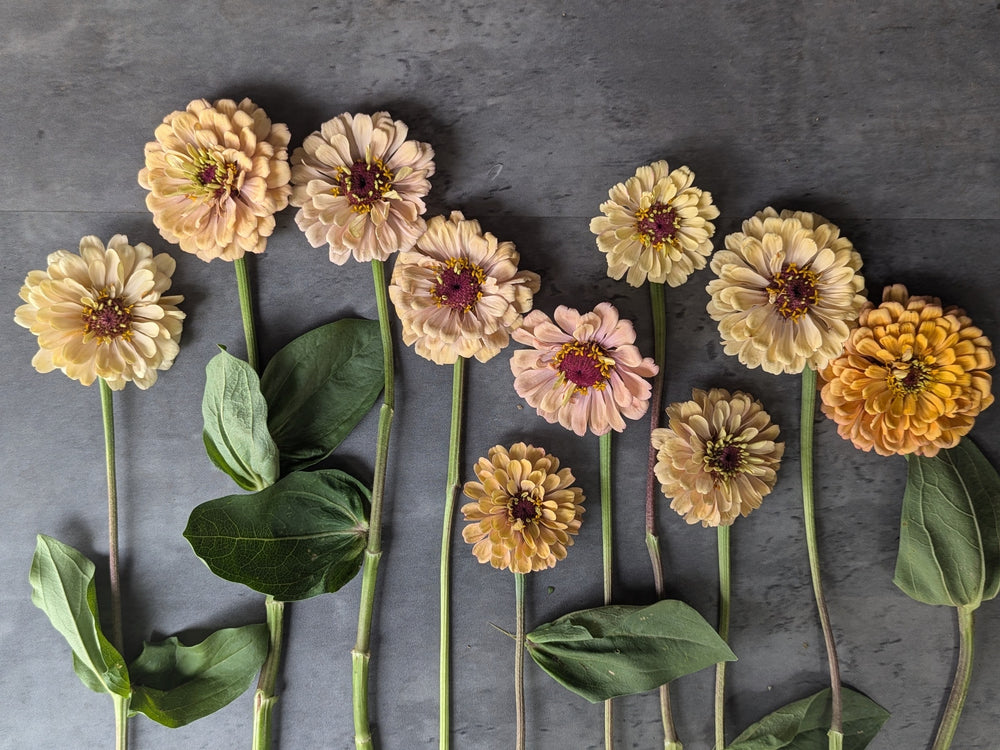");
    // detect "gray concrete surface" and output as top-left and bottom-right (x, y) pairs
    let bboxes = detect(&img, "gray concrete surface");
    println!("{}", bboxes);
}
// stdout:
(2, 1), (998, 748)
